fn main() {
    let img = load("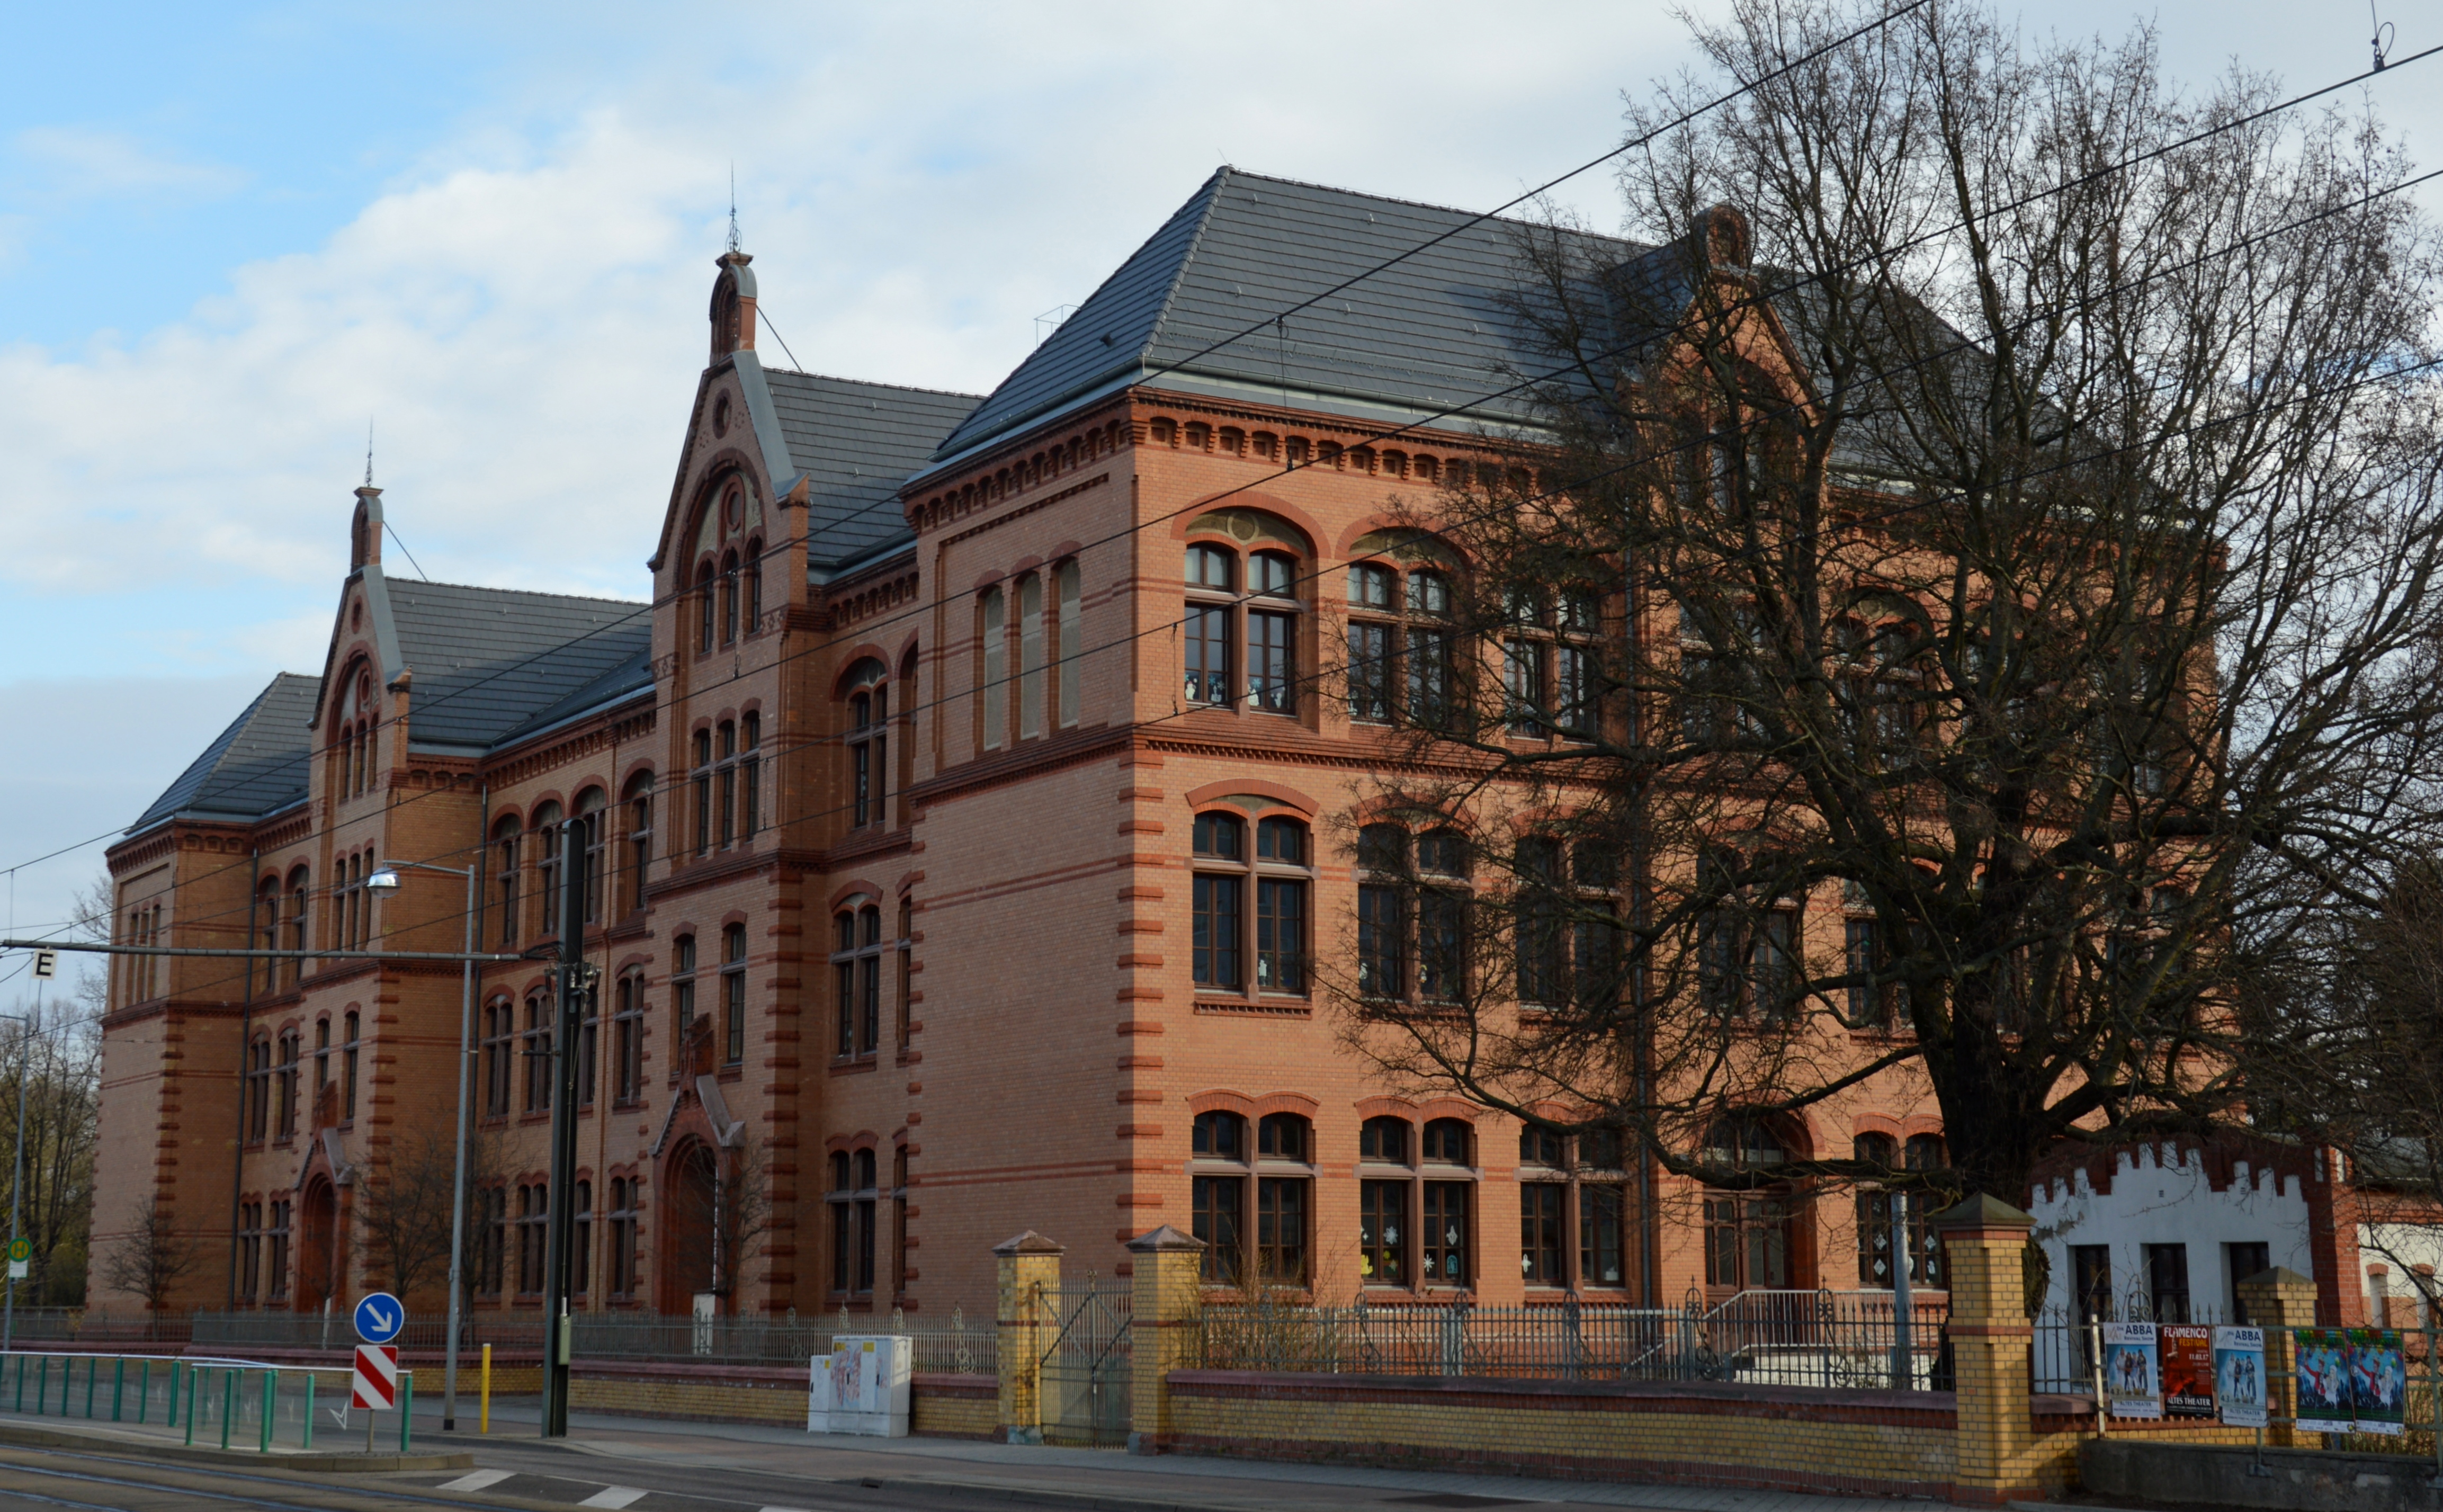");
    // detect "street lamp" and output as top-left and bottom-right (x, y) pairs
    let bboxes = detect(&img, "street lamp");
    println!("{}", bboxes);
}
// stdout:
(365, 857), (479, 1432)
